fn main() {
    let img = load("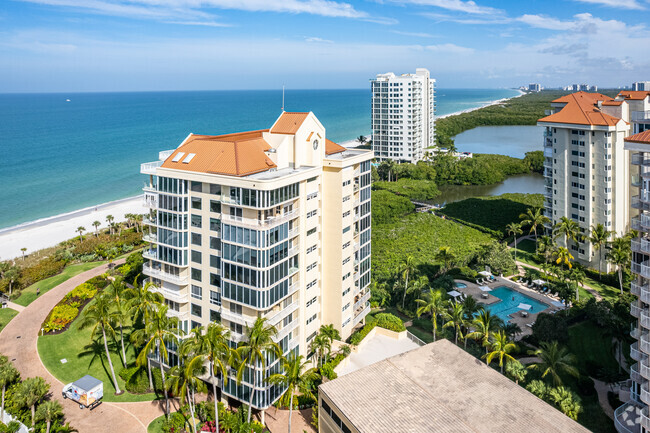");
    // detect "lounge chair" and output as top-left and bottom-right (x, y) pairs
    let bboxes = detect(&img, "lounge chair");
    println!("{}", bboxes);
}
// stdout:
(520, 311), (529, 318)
(525, 323), (534, 328)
